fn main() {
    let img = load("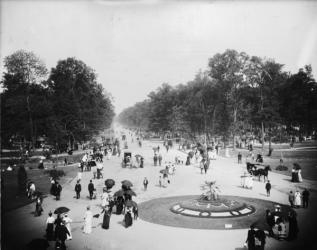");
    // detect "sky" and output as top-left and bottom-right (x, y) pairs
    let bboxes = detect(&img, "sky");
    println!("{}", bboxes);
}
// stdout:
(1, 0), (317, 114)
